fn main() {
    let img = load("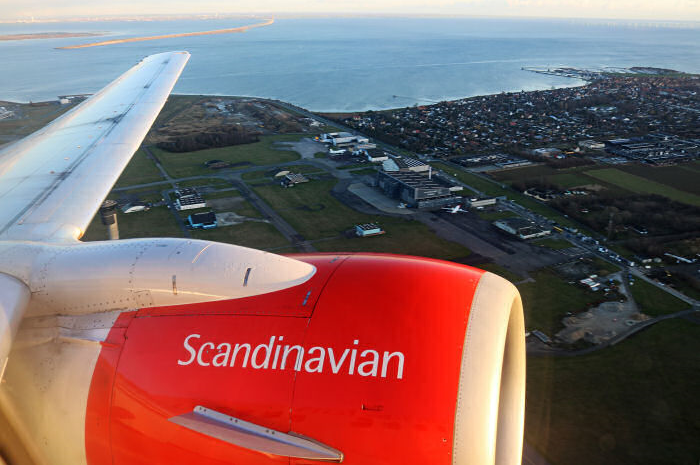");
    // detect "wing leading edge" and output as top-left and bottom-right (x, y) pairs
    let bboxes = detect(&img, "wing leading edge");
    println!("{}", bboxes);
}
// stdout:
(0, 51), (190, 242)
